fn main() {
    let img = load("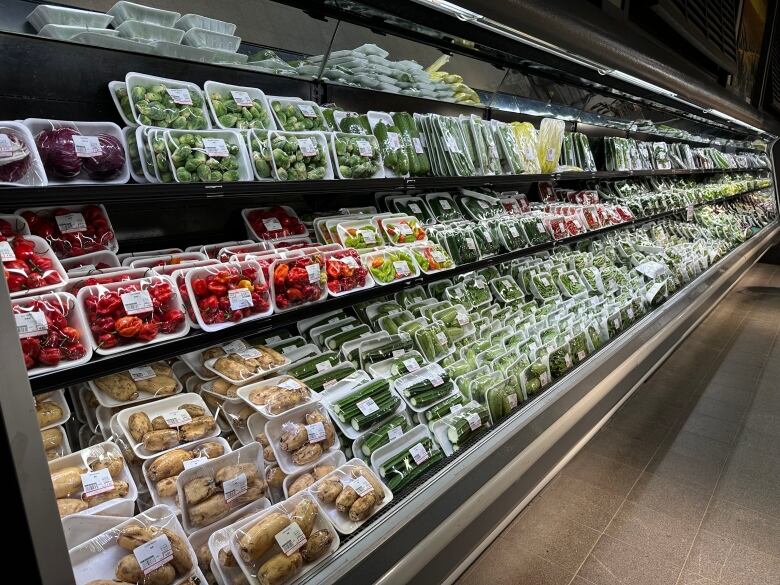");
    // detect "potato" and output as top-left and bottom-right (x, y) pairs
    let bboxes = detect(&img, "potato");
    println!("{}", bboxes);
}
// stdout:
(202, 347), (226, 362)
(116, 555), (175, 585)
(128, 412), (152, 442)
(238, 512), (291, 562)
(304, 411), (335, 448)
(85, 391), (99, 409)
(215, 463), (258, 485)
(179, 403), (206, 418)
(247, 385), (276, 406)
(279, 424), (307, 452)
(213, 356), (252, 380)
(200, 391), (223, 414)
(351, 466), (384, 496)
(191, 441), (225, 460)
(94, 373), (138, 402)
(143, 429), (179, 452)
(148, 449), (192, 482)
(312, 465), (335, 481)
(209, 378), (232, 397)
(117, 525), (153, 550)
(51, 465), (85, 498)
(179, 416), (217, 442)
(256, 552), (302, 585)
(263, 445), (276, 463)
(218, 546), (236, 568)
(57, 498), (87, 518)
(36, 400), (62, 428)
(349, 492), (377, 521)
(150, 362), (174, 377)
(135, 374), (177, 396)
(301, 529), (333, 562)
(256, 433), (269, 448)
(184, 476), (217, 505)
(290, 498), (317, 538)
(266, 467), (285, 491)
(86, 581), (134, 585)
(315, 479), (342, 504)
(266, 389), (306, 415)
(85, 480), (129, 507)
(41, 427), (63, 451)
(151, 416), (171, 431)
(292, 443), (323, 466)
(335, 486), (359, 513)
(160, 527), (193, 575)
(155, 476), (178, 498)
(260, 346), (287, 366)
(288, 473), (315, 497)
(90, 454), (123, 479)
(188, 493), (230, 527)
